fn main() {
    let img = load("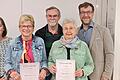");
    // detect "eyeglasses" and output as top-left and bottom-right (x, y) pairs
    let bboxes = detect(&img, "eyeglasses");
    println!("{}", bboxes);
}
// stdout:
(47, 15), (59, 18)
(20, 25), (33, 29)
(80, 11), (93, 15)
